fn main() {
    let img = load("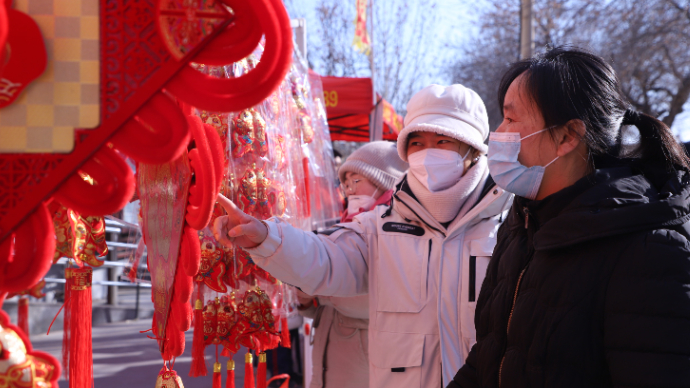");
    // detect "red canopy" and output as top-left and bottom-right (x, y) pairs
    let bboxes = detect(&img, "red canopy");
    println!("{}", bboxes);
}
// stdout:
(313, 73), (402, 142)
